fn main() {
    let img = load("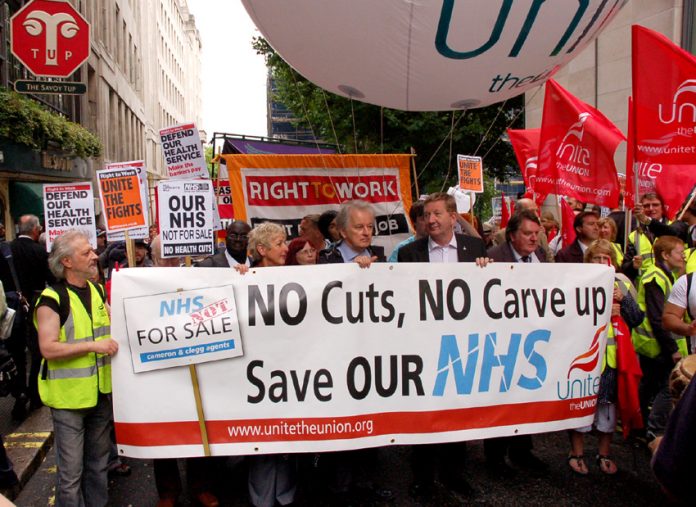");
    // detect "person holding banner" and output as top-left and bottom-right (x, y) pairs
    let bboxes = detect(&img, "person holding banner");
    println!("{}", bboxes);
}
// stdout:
(197, 220), (252, 270)
(398, 192), (489, 498)
(484, 210), (548, 476)
(34, 231), (118, 507)
(149, 234), (220, 507)
(633, 236), (689, 441)
(246, 222), (296, 507)
(318, 200), (386, 267)
(315, 203), (392, 502)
